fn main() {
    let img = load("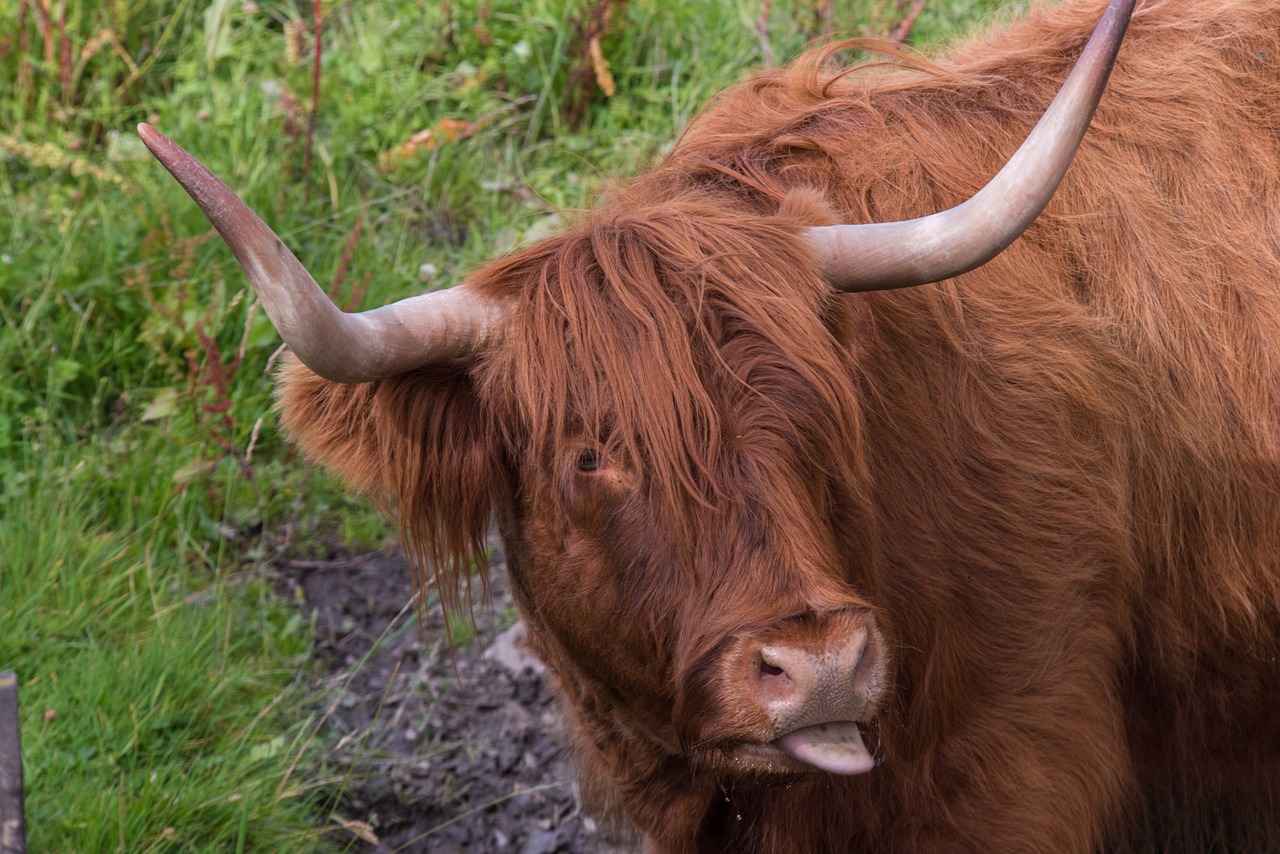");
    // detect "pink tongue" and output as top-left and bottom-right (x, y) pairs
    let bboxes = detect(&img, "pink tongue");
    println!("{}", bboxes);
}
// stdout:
(775, 722), (876, 775)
